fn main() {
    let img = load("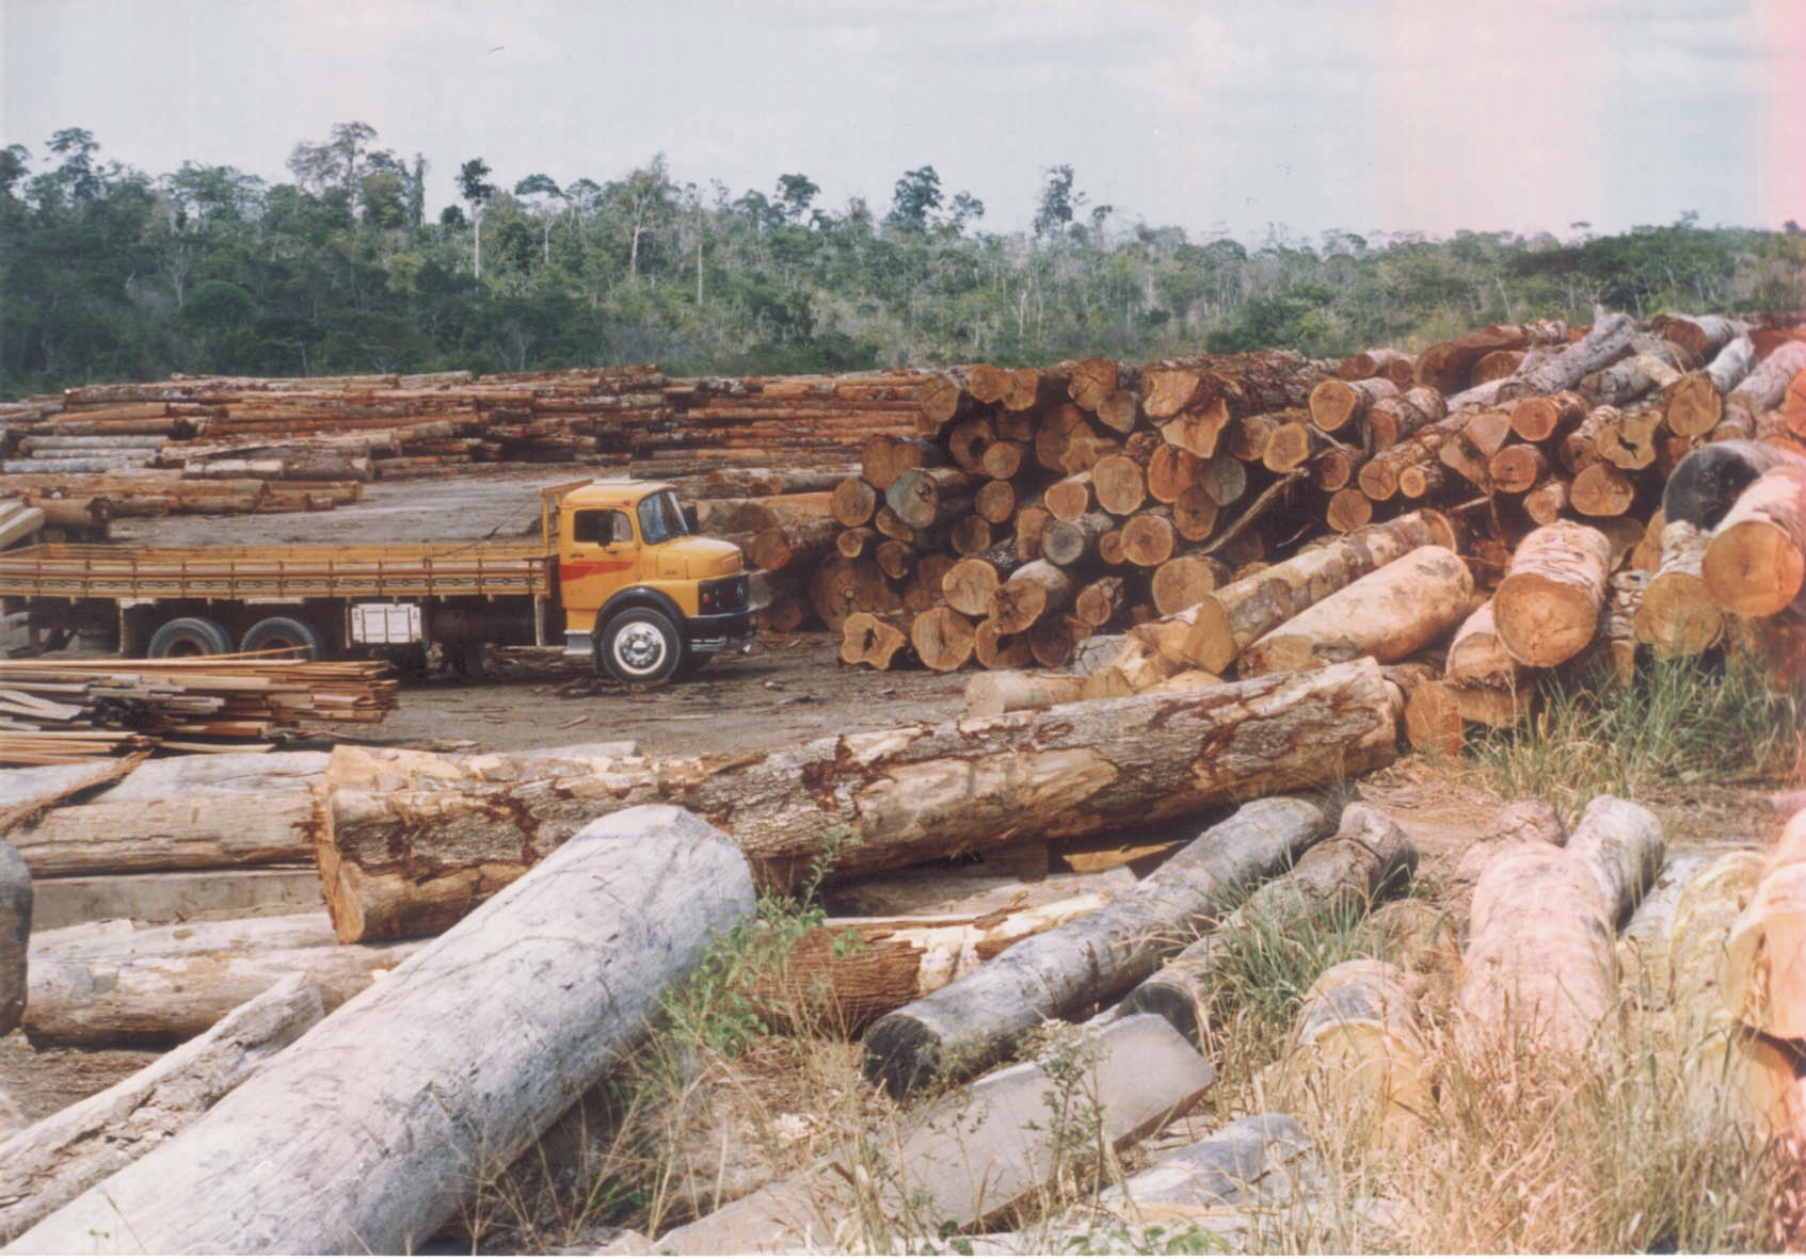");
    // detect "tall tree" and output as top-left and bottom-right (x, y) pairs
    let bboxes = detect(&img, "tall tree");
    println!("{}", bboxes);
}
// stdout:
(513, 173), (563, 267)
(457, 158), (497, 279)
(887, 165), (942, 235)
